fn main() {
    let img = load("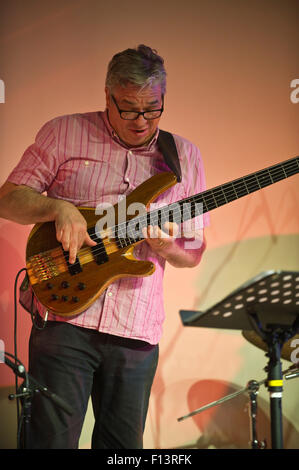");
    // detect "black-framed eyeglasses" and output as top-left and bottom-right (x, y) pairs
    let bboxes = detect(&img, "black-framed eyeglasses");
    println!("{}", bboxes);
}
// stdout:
(111, 94), (164, 120)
